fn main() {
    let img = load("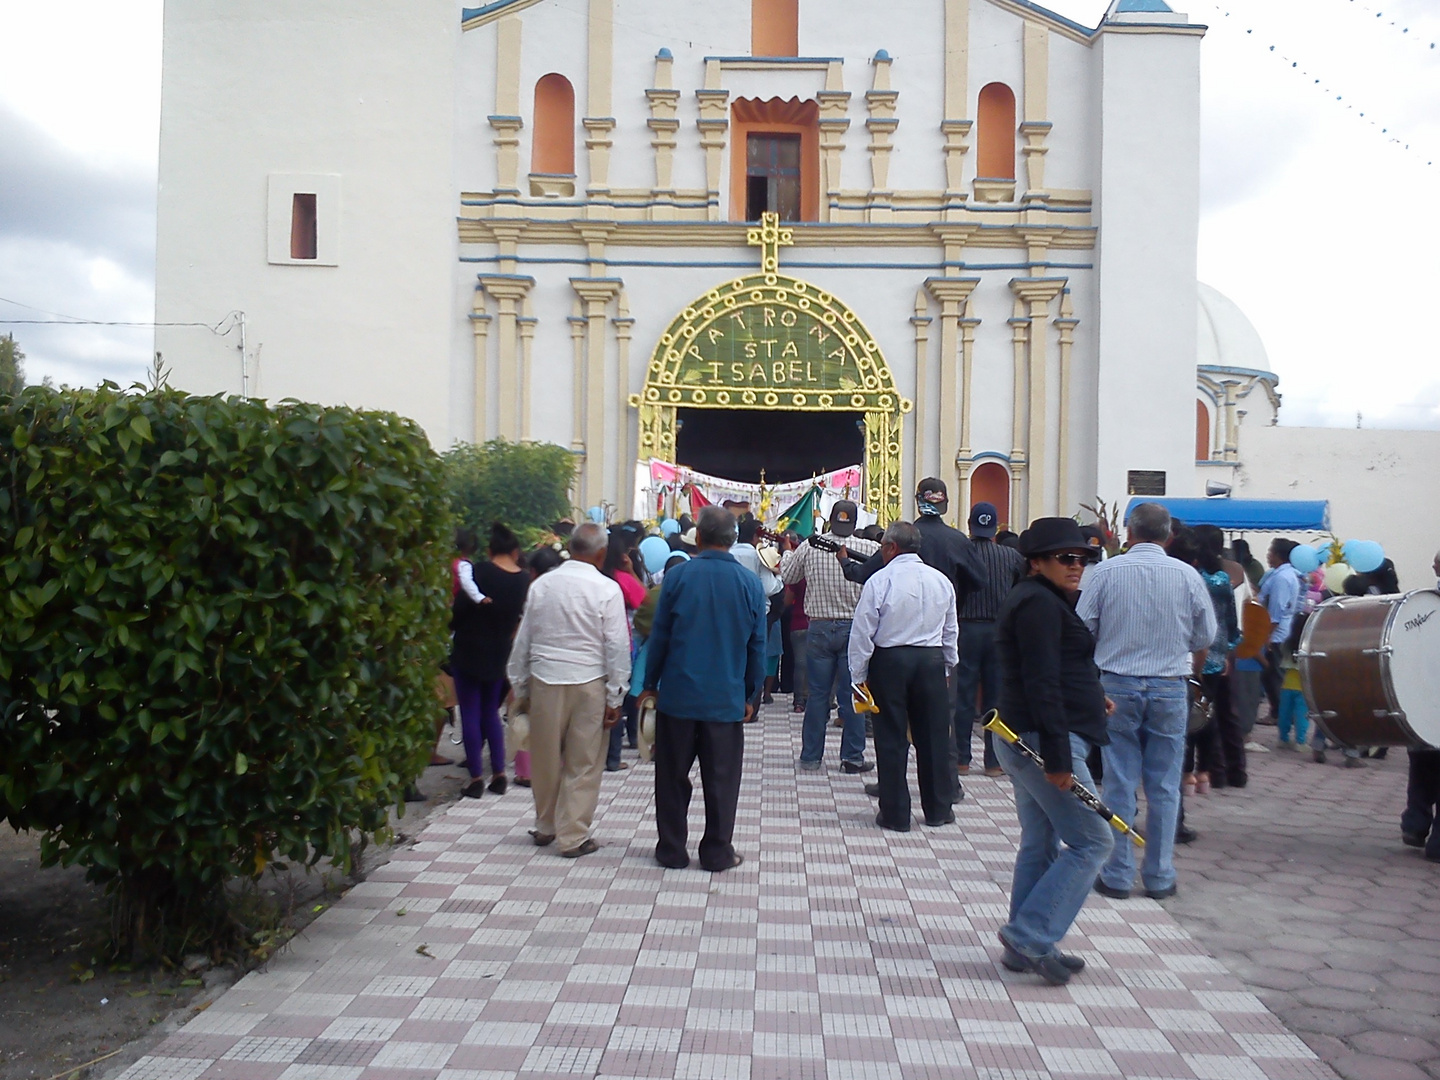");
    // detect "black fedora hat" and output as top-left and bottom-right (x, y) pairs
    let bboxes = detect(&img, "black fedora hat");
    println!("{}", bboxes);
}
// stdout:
(1018, 517), (1096, 560)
